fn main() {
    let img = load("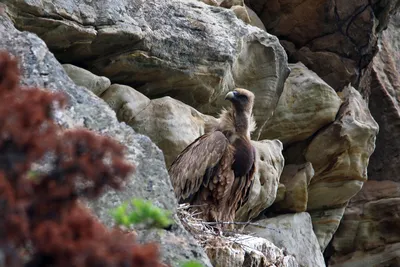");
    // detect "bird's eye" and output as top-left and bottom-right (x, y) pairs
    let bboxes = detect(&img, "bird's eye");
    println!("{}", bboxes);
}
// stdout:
(237, 94), (248, 100)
